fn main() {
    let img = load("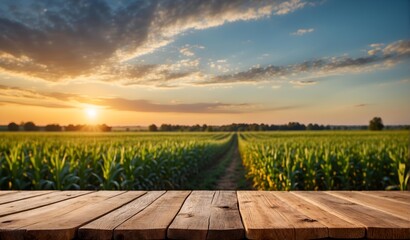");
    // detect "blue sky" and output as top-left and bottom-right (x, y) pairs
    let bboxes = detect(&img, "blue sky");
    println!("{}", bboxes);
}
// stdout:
(0, 0), (409, 125)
